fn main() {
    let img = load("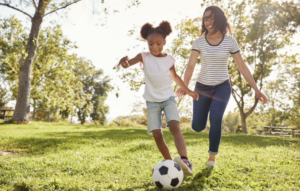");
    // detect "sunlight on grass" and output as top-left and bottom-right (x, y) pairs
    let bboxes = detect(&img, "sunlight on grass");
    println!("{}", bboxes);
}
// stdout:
(0, 122), (299, 190)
